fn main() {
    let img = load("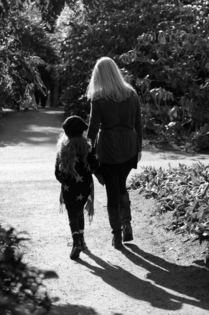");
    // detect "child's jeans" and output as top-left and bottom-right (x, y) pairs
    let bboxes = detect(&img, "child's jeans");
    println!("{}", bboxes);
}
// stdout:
(62, 187), (90, 234)
(66, 205), (85, 234)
